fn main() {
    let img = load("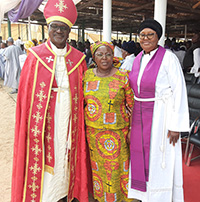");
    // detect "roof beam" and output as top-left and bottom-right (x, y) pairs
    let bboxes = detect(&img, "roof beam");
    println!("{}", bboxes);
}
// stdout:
(77, 0), (100, 10)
